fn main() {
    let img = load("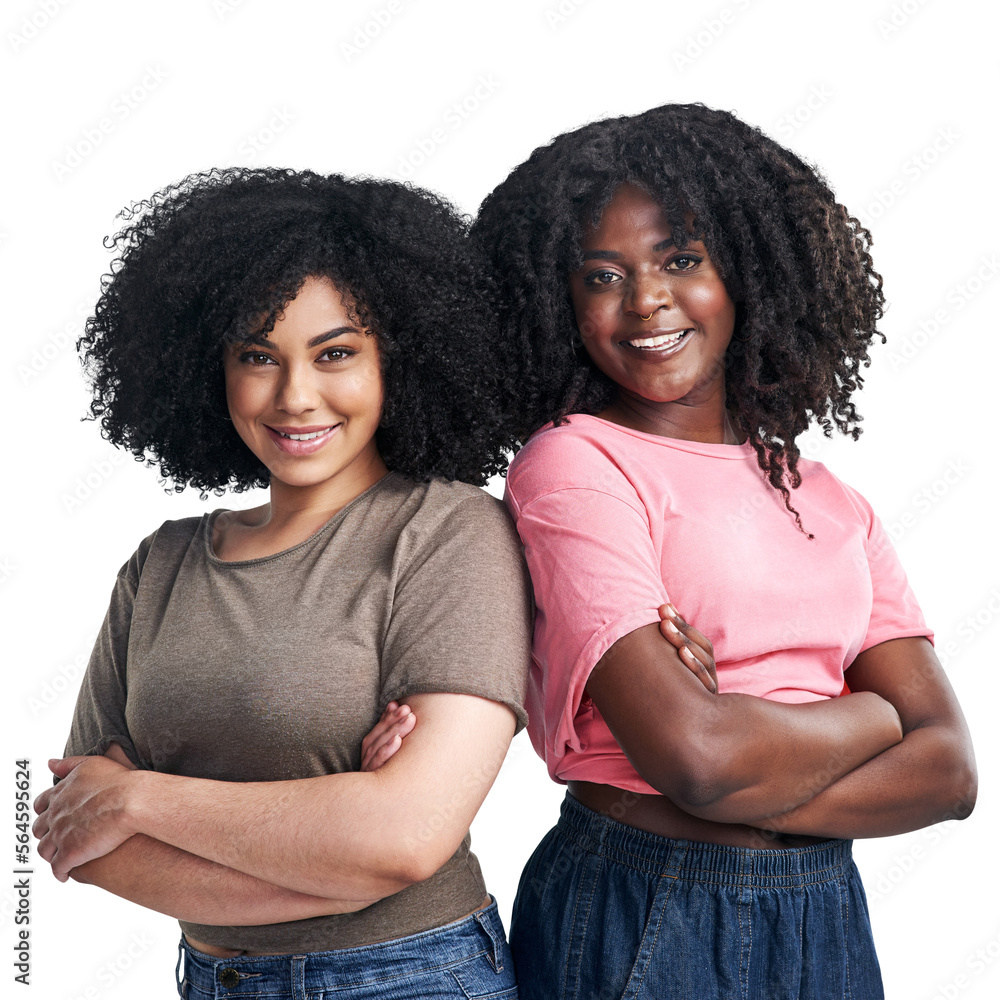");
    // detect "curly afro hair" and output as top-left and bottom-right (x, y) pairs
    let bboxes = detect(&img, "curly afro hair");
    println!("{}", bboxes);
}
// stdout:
(79, 167), (514, 491)
(472, 103), (885, 532)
